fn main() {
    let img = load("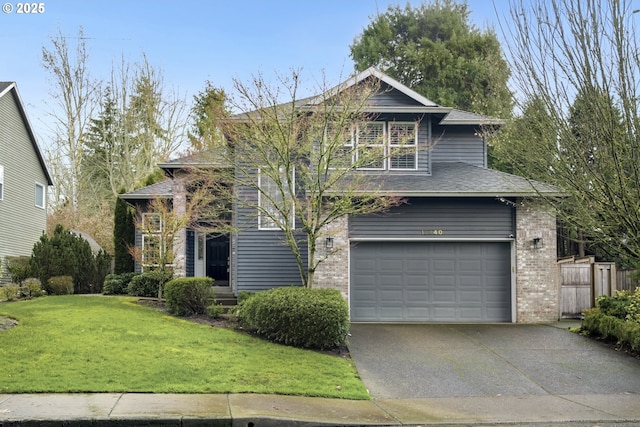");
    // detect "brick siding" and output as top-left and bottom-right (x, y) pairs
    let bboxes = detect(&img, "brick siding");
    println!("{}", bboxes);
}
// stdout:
(515, 198), (559, 322)
(313, 215), (349, 298)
